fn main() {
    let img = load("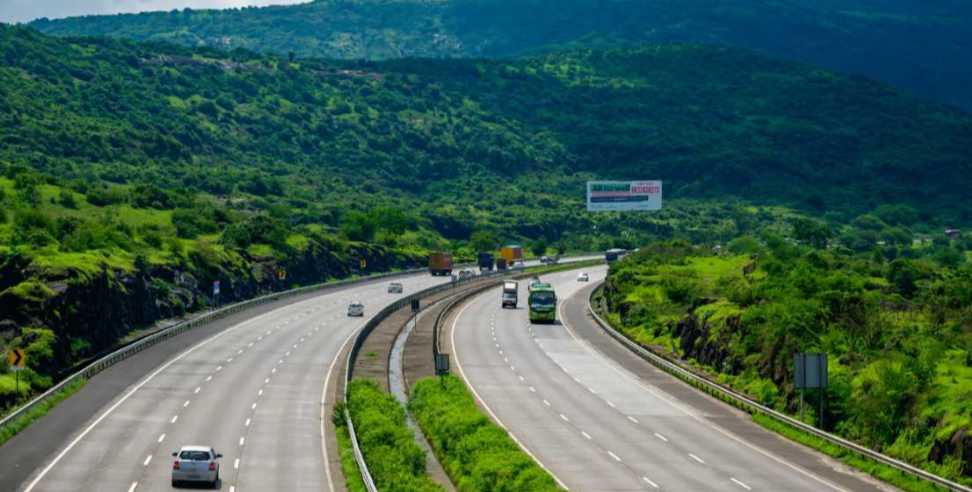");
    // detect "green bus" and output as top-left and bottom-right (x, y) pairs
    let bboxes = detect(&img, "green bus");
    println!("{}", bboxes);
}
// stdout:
(528, 283), (557, 323)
